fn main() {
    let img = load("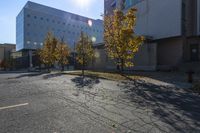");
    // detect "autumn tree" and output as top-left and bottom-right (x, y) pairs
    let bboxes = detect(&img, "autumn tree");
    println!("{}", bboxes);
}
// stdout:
(55, 38), (70, 71)
(76, 32), (94, 76)
(38, 32), (58, 71)
(104, 8), (144, 71)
